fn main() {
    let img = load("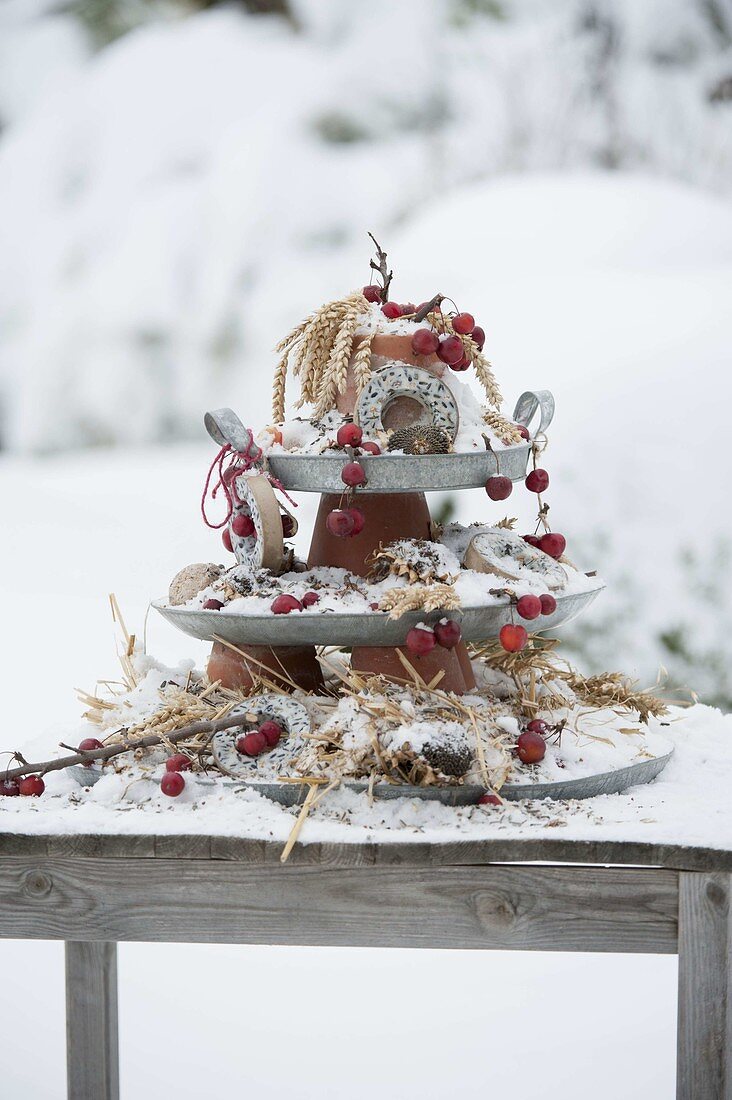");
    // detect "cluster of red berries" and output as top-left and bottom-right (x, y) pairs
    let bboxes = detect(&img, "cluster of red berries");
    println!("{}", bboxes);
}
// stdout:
(271, 591), (320, 614)
(410, 313), (485, 373)
(363, 286), (486, 372)
(236, 720), (282, 757)
(404, 618), (462, 657)
(0, 774), (45, 797)
(160, 752), (191, 797)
